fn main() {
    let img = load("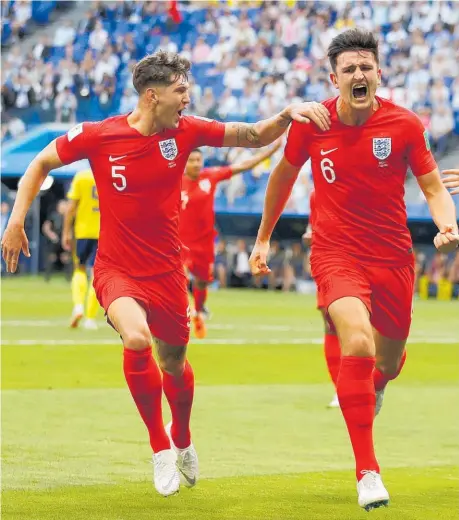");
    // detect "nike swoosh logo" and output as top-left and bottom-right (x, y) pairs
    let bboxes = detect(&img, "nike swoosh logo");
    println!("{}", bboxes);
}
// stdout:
(109, 155), (127, 162)
(320, 148), (338, 156)
(178, 467), (196, 486)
